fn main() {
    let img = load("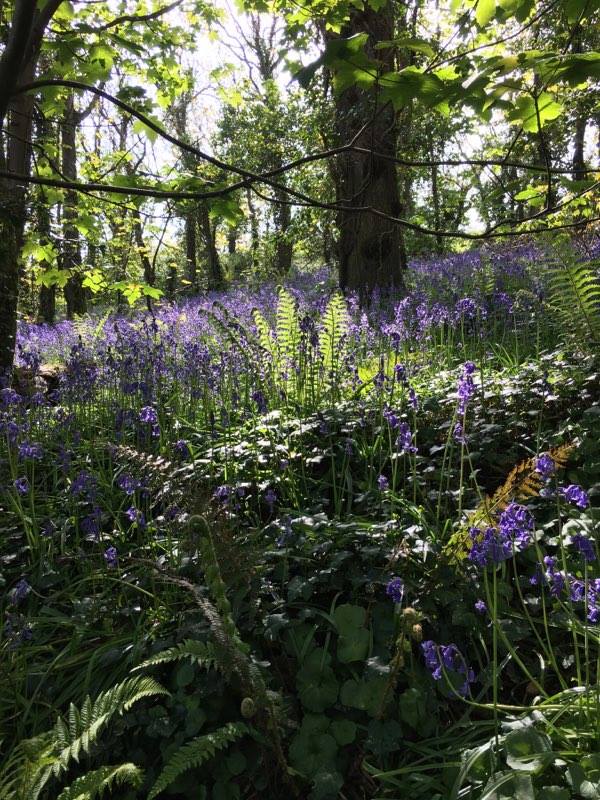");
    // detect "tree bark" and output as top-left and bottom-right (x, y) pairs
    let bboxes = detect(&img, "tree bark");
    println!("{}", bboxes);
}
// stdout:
(185, 207), (198, 290)
(61, 94), (87, 317)
(198, 203), (224, 289)
(330, 4), (405, 295)
(273, 187), (292, 274)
